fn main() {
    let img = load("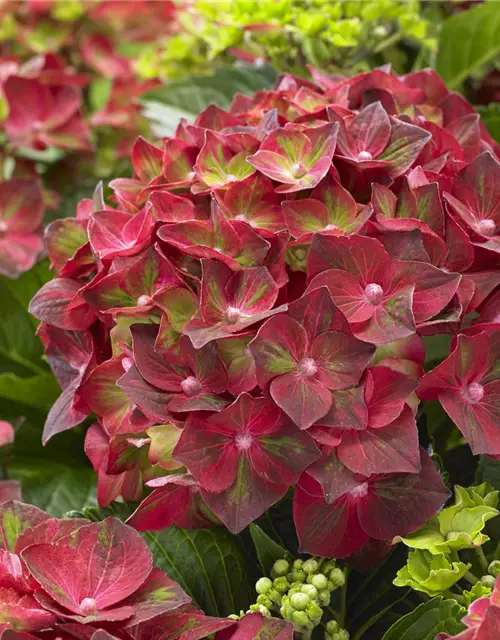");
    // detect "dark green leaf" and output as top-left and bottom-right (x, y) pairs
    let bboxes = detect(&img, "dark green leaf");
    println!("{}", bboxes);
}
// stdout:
(477, 103), (500, 143)
(145, 526), (258, 617)
(0, 372), (60, 411)
(347, 545), (411, 638)
(0, 260), (52, 376)
(141, 65), (277, 114)
(381, 596), (465, 640)
(436, 2), (500, 89)
(9, 459), (96, 518)
(249, 523), (288, 575)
